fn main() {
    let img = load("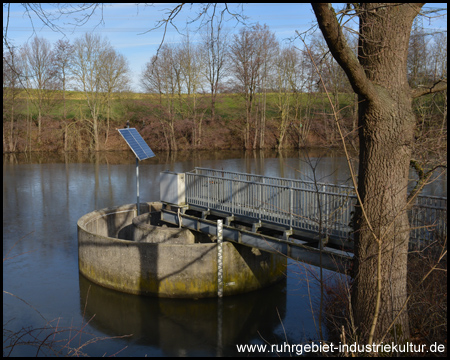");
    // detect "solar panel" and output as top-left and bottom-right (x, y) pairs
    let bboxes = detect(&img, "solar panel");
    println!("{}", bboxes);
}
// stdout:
(118, 128), (156, 161)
